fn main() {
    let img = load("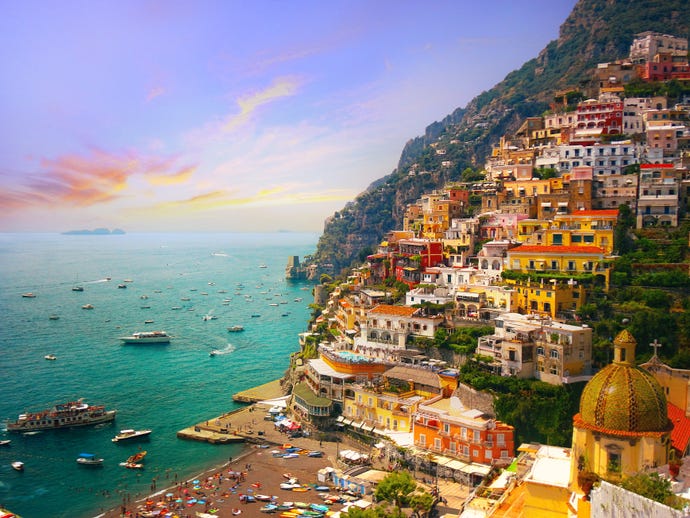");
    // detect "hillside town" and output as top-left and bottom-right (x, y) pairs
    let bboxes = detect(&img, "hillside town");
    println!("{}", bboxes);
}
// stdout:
(285, 32), (690, 516)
